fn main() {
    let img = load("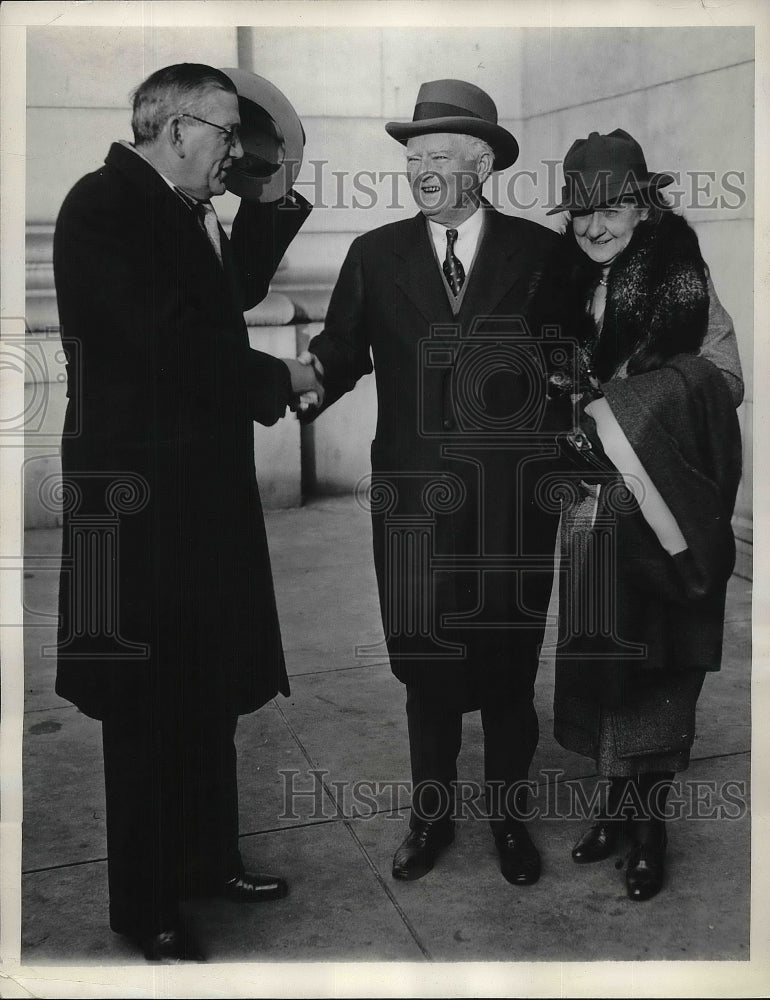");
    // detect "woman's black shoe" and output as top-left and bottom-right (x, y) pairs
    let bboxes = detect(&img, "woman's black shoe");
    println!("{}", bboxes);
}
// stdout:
(571, 821), (621, 863)
(625, 823), (667, 901)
